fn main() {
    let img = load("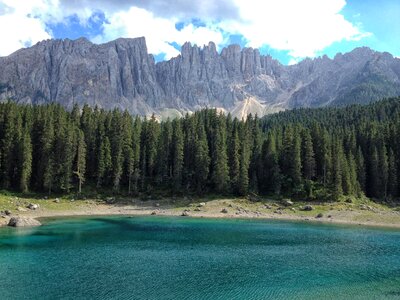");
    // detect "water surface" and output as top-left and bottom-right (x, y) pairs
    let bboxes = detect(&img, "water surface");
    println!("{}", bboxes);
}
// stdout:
(0, 216), (400, 299)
